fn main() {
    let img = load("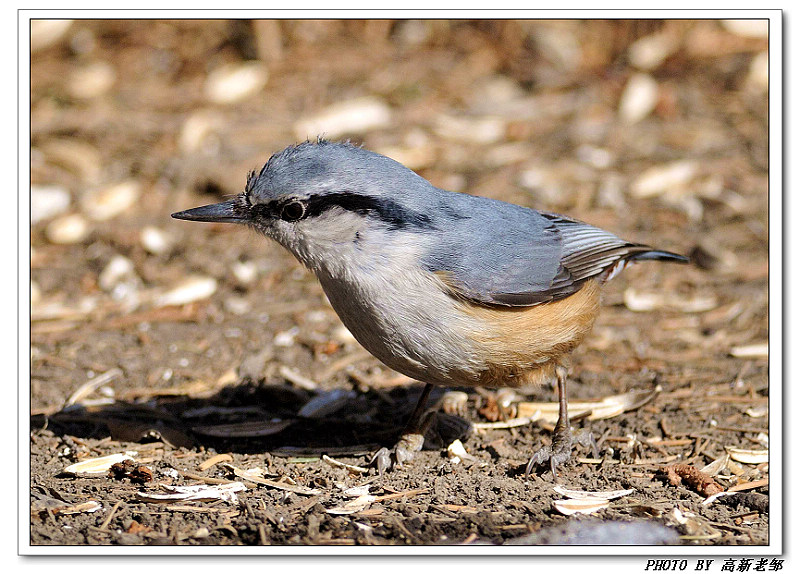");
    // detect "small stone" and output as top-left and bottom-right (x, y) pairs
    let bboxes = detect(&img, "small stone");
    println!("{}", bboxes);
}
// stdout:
(155, 276), (217, 307)
(628, 32), (677, 71)
(747, 51), (769, 93)
(81, 180), (141, 221)
(178, 110), (223, 154)
(68, 61), (116, 99)
(722, 19), (769, 39)
(140, 226), (173, 255)
(231, 260), (258, 284)
(31, 281), (41, 307)
(205, 62), (268, 104)
(294, 97), (392, 140)
(31, 185), (71, 224)
(45, 213), (90, 244)
(394, 20), (430, 46)
(630, 160), (698, 198)
(223, 296), (252, 315)
(98, 255), (136, 292)
(331, 324), (357, 345)
(40, 139), (103, 184)
(730, 343), (768, 358)
(576, 145), (613, 169)
(273, 328), (298, 347)
(433, 114), (506, 144)
(375, 143), (436, 171)
(619, 73), (659, 124)
(30, 20), (72, 53)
